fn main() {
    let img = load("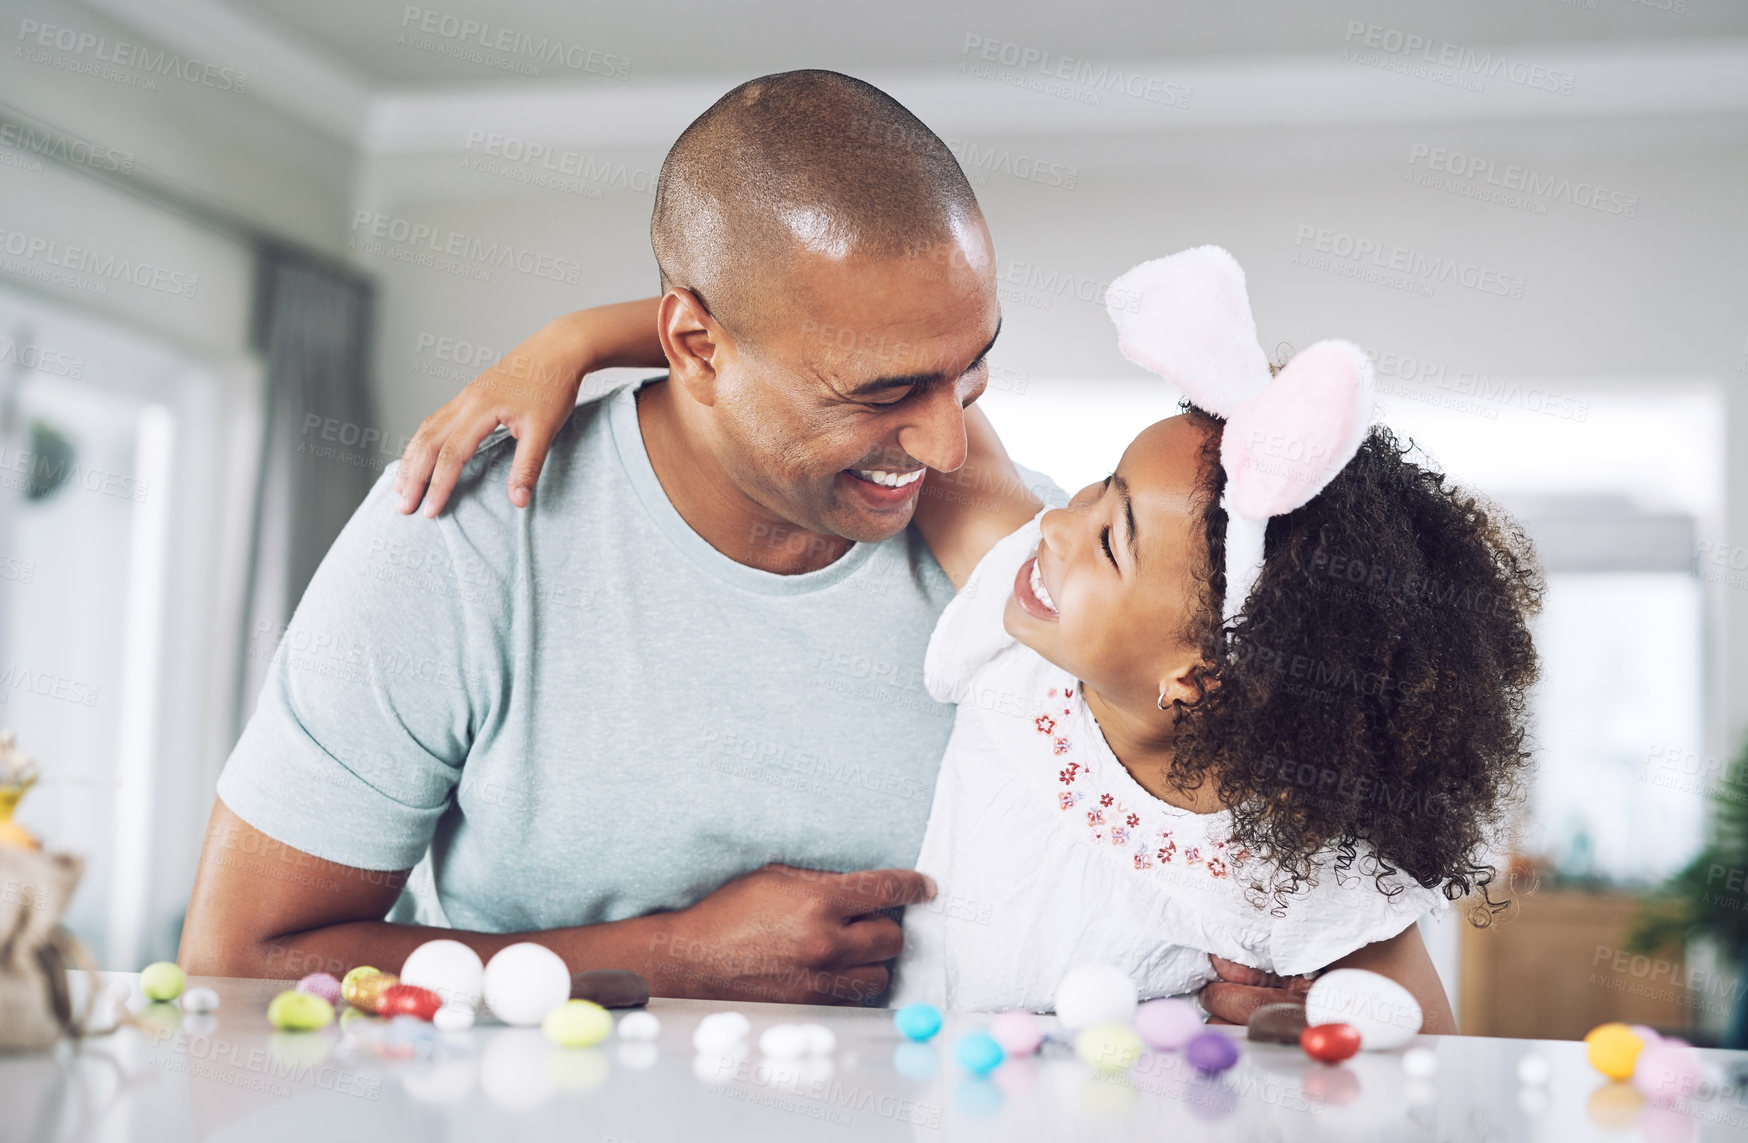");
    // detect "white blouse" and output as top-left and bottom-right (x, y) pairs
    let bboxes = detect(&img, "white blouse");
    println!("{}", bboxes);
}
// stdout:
(891, 513), (1445, 1013)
